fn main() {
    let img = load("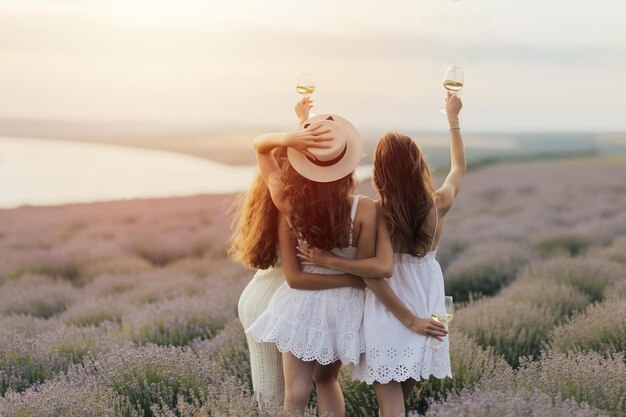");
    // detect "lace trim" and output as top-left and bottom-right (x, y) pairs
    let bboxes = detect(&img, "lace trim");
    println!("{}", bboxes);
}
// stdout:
(352, 344), (452, 384)
(248, 311), (365, 365)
